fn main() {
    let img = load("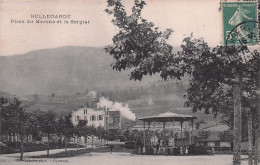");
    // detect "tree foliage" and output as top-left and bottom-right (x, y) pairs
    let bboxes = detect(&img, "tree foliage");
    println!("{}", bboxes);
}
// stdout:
(180, 36), (260, 134)
(219, 130), (234, 143)
(63, 113), (75, 139)
(105, 0), (260, 136)
(74, 120), (88, 138)
(37, 111), (56, 136)
(105, 0), (175, 80)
